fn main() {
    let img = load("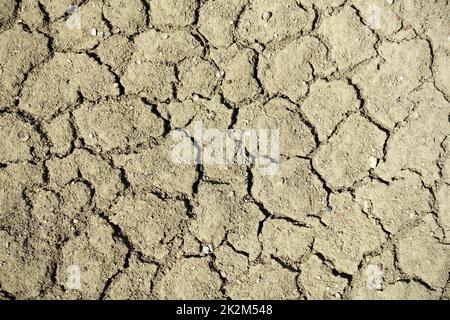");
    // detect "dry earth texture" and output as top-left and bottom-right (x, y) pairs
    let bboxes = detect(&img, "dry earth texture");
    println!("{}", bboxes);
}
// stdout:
(0, 0), (449, 300)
